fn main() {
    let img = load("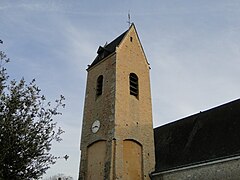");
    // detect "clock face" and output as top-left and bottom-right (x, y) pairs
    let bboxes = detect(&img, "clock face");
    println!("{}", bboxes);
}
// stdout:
(91, 120), (100, 133)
